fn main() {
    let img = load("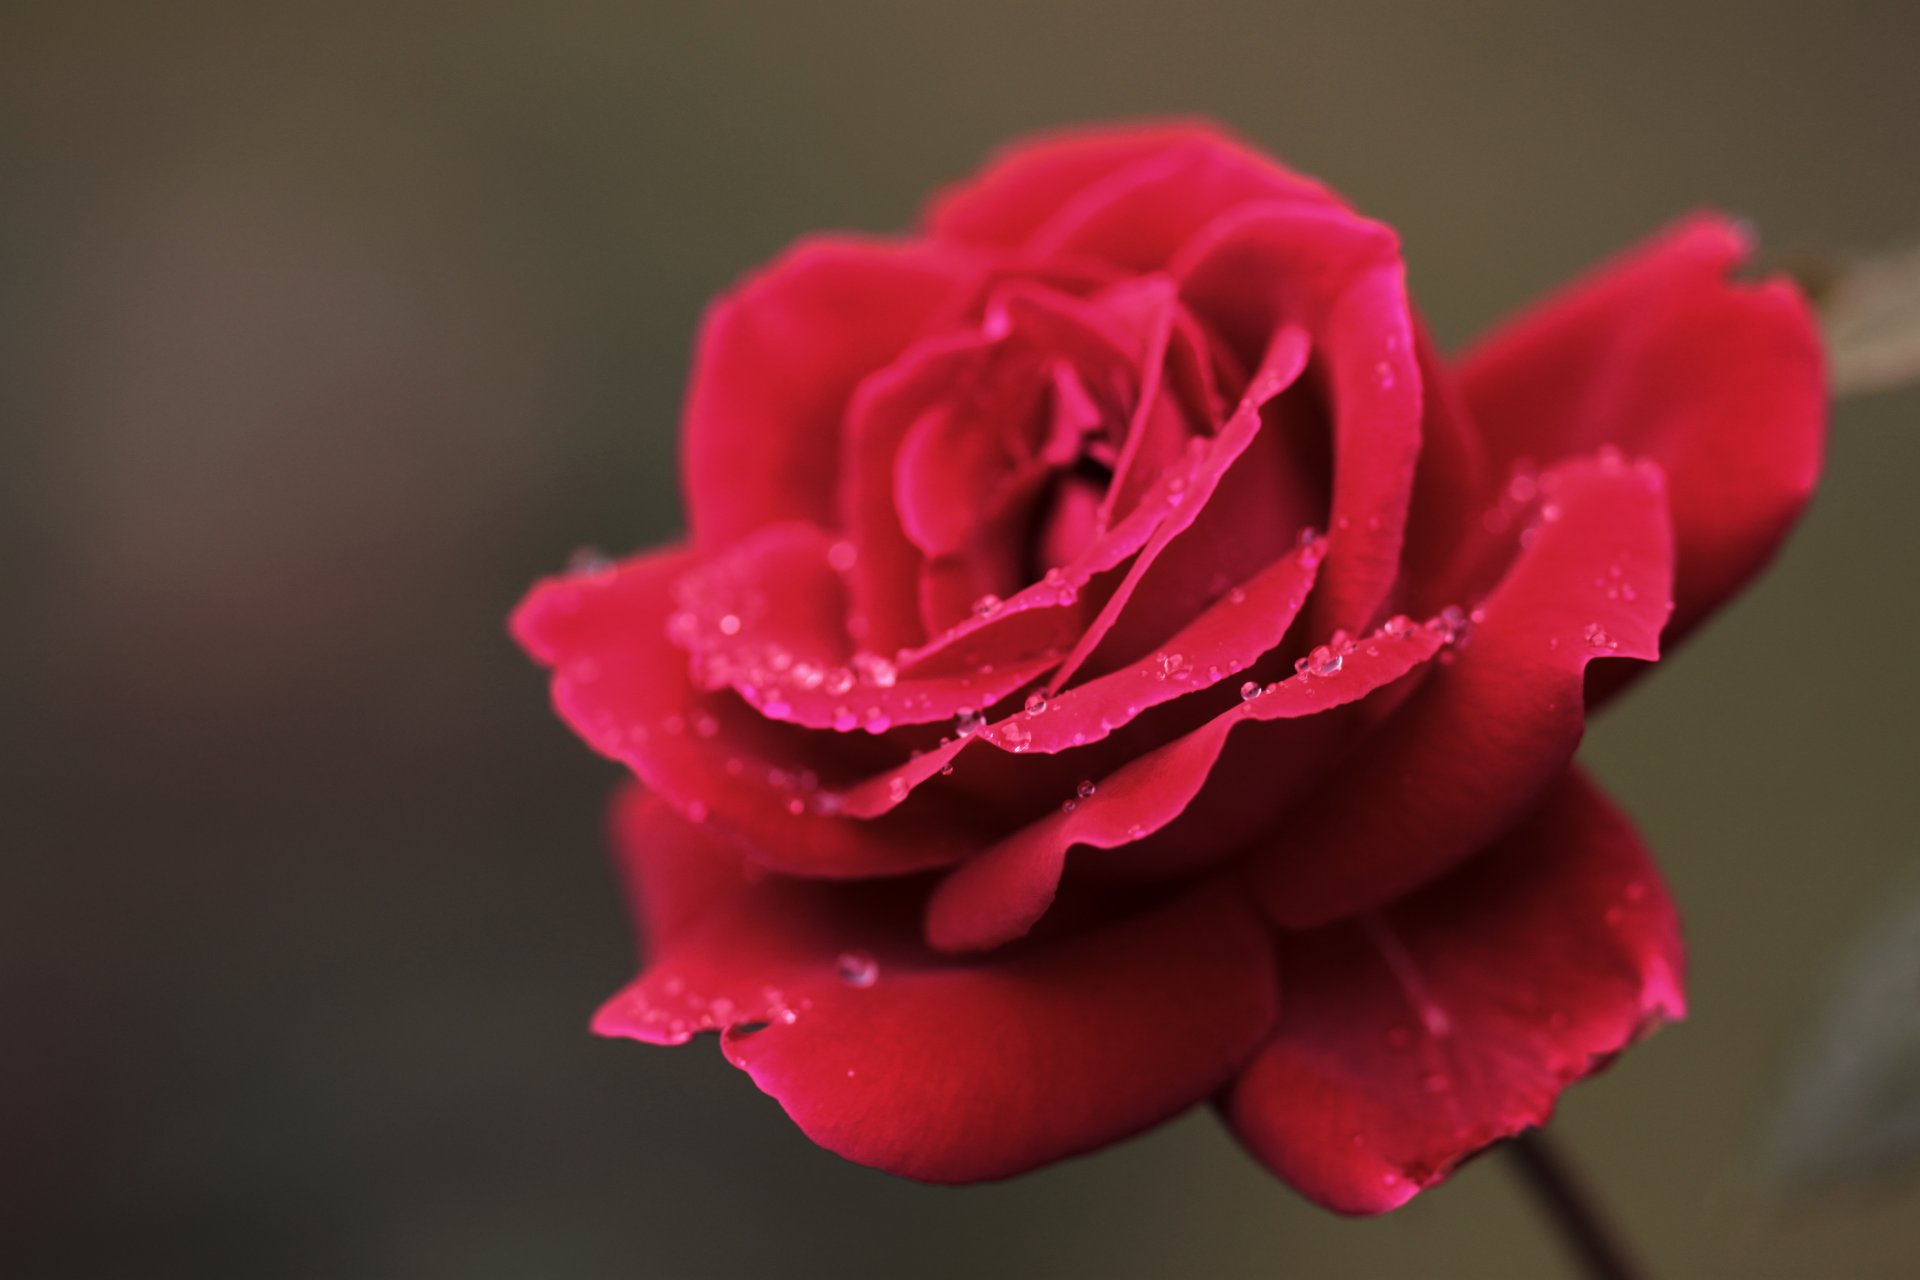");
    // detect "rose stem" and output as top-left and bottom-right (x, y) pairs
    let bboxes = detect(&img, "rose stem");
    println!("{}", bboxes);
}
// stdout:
(1506, 1129), (1652, 1280)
